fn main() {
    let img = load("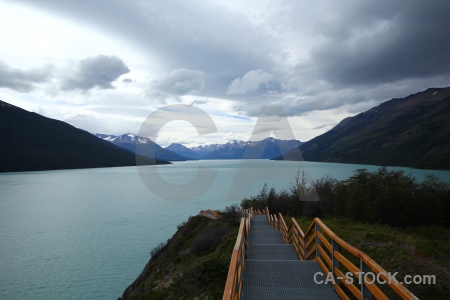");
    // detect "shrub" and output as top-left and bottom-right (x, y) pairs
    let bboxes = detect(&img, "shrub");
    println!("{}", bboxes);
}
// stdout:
(192, 224), (230, 256)
(220, 204), (242, 225)
(150, 242), (166, 258)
